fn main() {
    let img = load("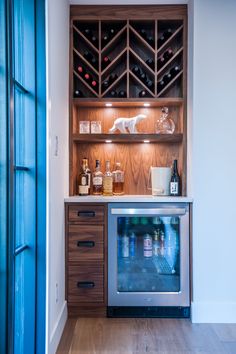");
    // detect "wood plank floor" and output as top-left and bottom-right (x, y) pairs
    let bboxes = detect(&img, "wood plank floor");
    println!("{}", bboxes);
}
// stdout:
(57, 318), (236, 354)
